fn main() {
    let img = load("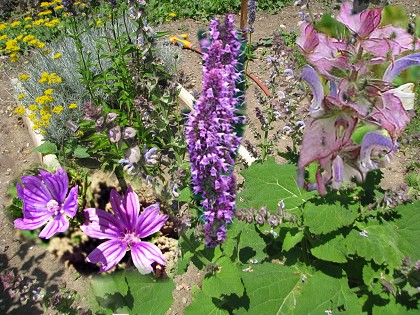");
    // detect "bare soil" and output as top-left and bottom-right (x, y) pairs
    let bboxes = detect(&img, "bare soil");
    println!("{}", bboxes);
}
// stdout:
(1, 1), (419, 314)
